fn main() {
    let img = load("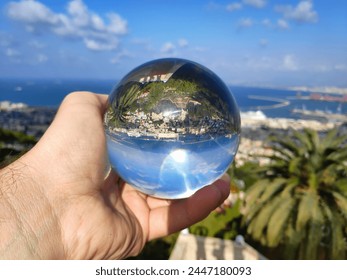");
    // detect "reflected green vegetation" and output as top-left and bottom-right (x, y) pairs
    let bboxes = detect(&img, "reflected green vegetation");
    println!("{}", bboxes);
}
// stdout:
(105, 78), (238, 137)
(109, 78), (224, 120)
(105, 58), (240, 140)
